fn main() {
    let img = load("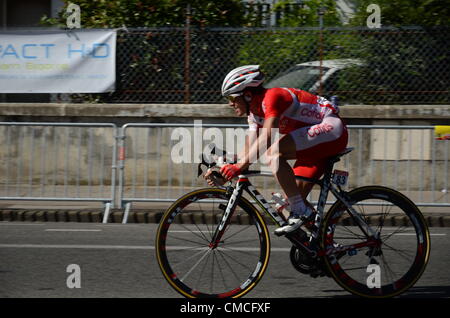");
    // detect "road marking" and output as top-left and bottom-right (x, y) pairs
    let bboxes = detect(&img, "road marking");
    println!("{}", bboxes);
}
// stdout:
(0, 223), (45, 226)
(44, 229), (102, 232)
(0, 244), (151, 250)
(0, 244), (290, 252)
